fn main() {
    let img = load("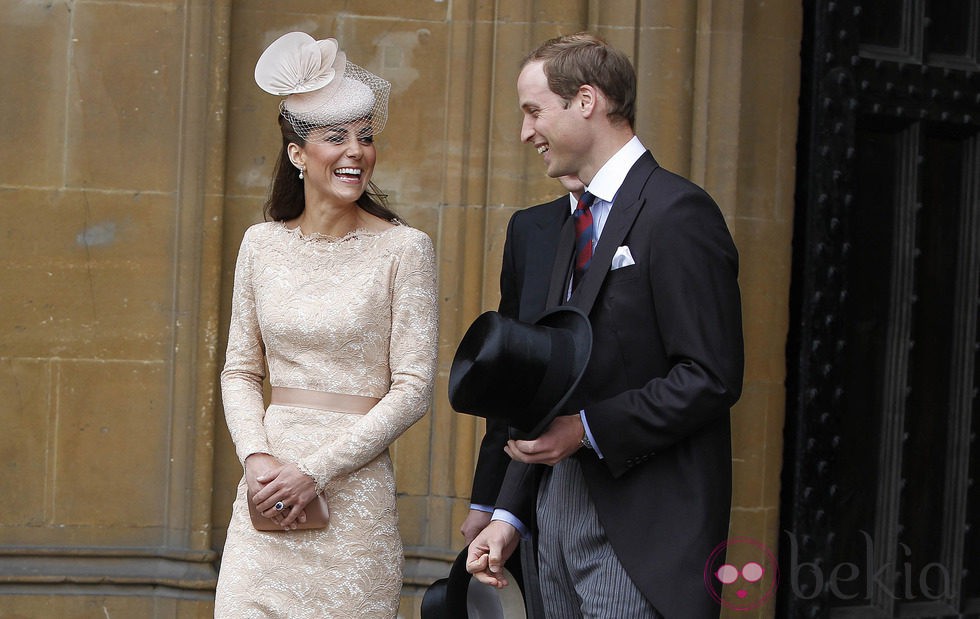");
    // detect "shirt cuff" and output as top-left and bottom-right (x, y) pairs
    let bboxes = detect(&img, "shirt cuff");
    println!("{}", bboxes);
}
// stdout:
(469, 503), (494, 513)
(580, 410), (604, 459)
(491, 509), (531, 540)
